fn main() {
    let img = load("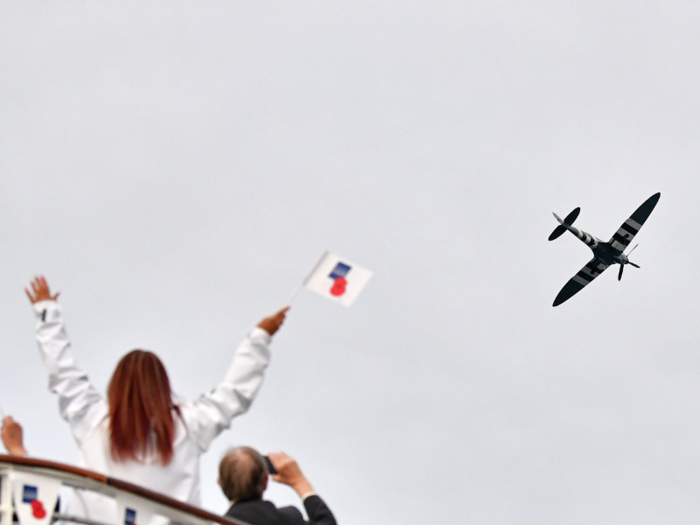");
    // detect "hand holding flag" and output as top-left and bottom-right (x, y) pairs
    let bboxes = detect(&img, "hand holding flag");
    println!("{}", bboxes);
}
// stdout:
(257, 307), (290, 336)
